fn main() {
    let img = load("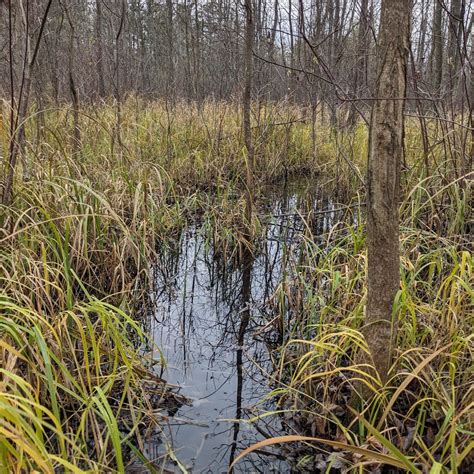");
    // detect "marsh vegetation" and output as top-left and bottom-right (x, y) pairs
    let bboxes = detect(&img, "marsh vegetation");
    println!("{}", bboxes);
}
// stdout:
(0, 0), (473, 473)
